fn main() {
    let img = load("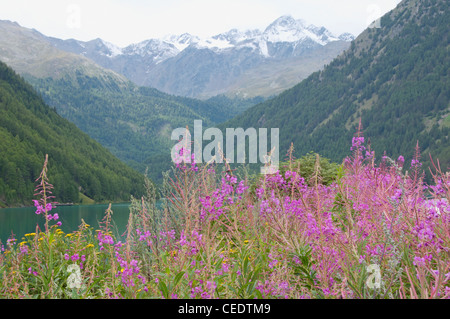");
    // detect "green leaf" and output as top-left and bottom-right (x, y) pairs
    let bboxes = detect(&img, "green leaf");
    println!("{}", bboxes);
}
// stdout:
(173, 271), (185, 288)
(158, 280), (169, 299)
